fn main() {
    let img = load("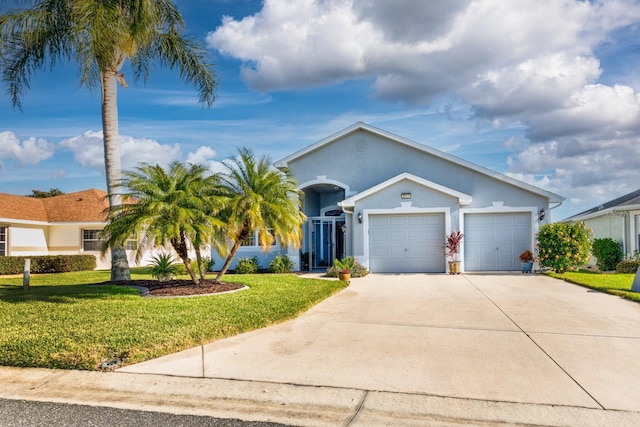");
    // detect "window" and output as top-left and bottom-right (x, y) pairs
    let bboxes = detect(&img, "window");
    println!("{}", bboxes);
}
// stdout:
(241, 229), (276, 247)
(82, 229), (104, 251)
(0, 227), (6, 256)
